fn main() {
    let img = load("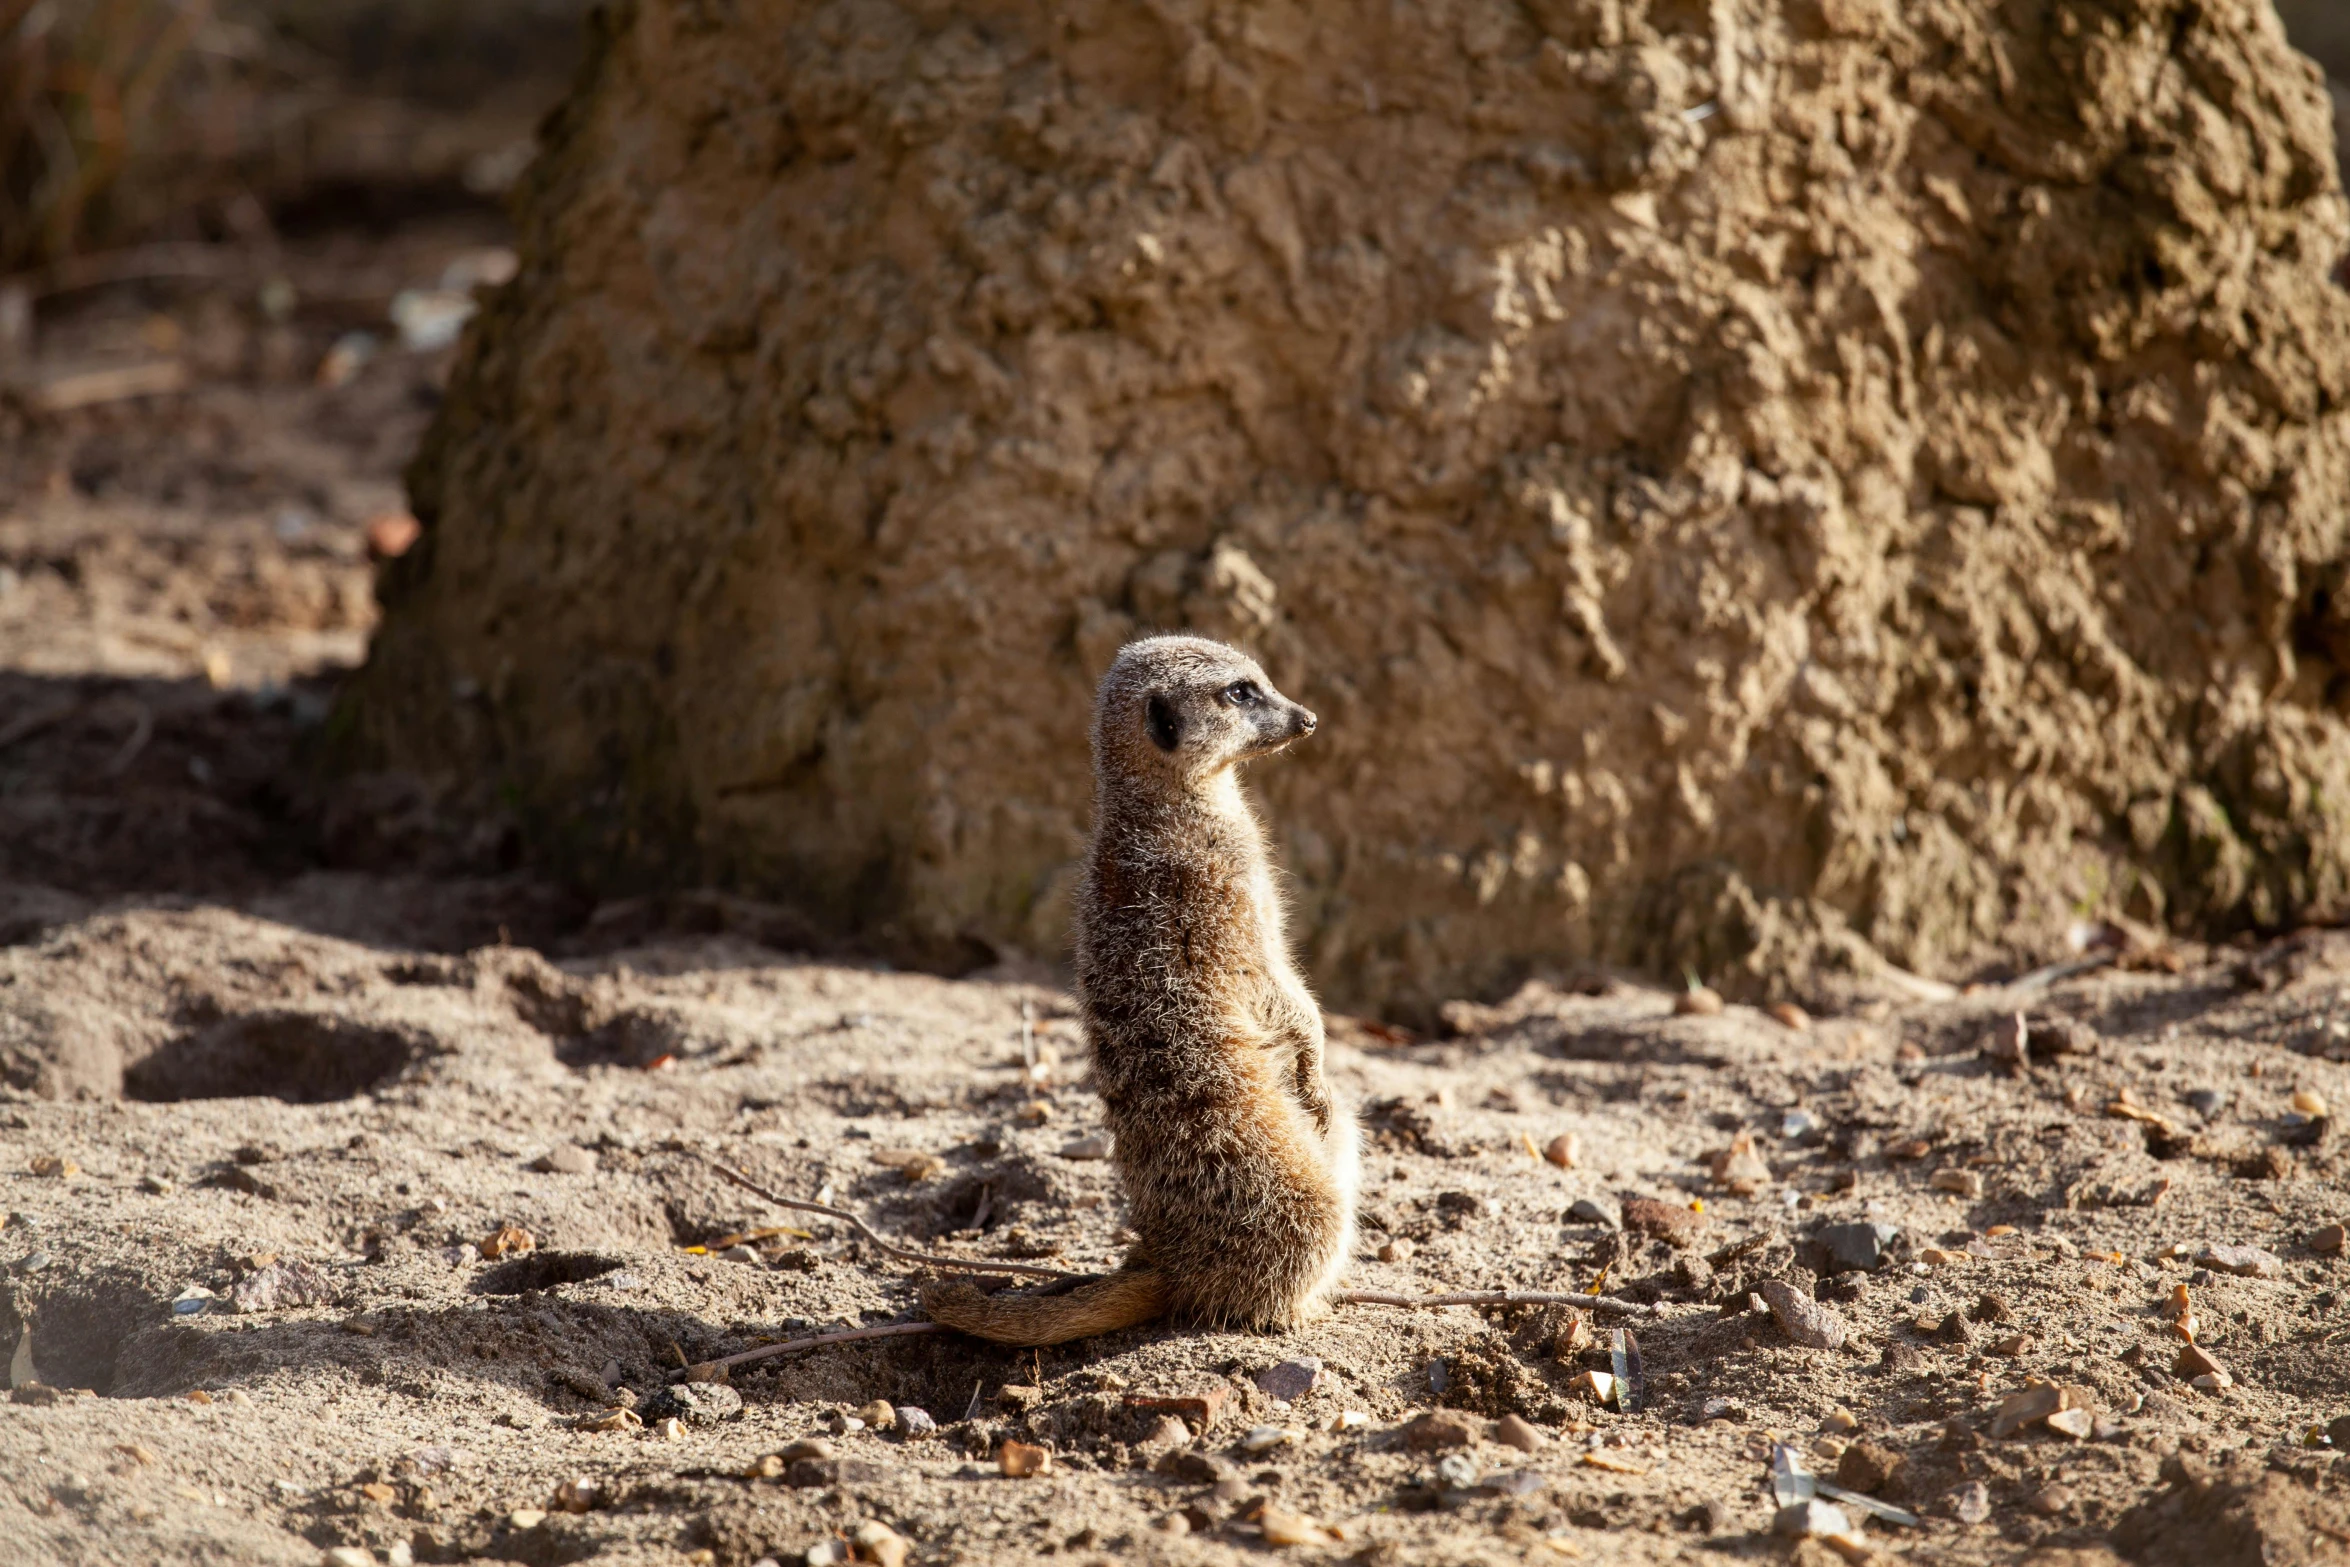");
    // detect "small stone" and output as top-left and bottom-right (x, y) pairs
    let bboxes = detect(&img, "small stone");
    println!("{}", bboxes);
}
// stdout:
(1984, 1013), (2028, 1064)
(1258, 1505), (1328, 1546)
(718, 1244), (759, 1263)
(1254, 1358), (1320, 1402)
(852, 1521), (908, 1567)
(1990, 1332), (2033, 1357)
(855, 1399), (895, 1431)
(778, 1438), (835, 1462)
(2174, 1343), (2230, 1385)
(1142, 1415), (1191, 1449)
(1239, 1424), (1295, 1456)
(1058, 1134), (1110, 1160)
(1622, 1197), (1706, 1247)
(1781, 1108), (1821, 1142)
(1543, 1133), (1580, 1168)
(1155, 1512), (1191, 1536)
(2293, 1089), (2330, 1118)
(2186, 1087), (2230, 1117)
(27, 1156), (78, 1179)
(2312, 1224), (2347, 1256)
(573, 1408), (640, 1433)
(1125, 1387), (1229, 1430)
(1435, 1452), (1482, 1490)
(646, 1381), (742, 1427)
(1401, 1409), (1479, 1451)
(2044, 1407), (2094, 1439)
(1674, 986), (1725, 1016)
(1989, 1383), (2062, 1439)
(1155, 1449), (1234, 1484)
(1710, 1131), (1771, 1196)
(1493, 1414), (1543, 1452)
(1817, 1221), (1902, 1273)
(1952, 1480), (1992, 1525)
(1333, 1410), (1371, 1431)
(2197, 1243), (2283, 1279)
(480, 1225), (535, 1260)
(1834, 1440), (1903, 1494)
(1931, 1168), (1984, 1199)
(2028, 1482), (2072, 1515)
(806, 1543), (849, 1567)
(1701, 1396), (1744, 1421)
(745, 1455), (787, 1480)
(1758, 1278), (1848, 1350)
(1567, 1369), (1617, 1404)
(1567, 1197), (1620, 1229)
(1378, 1236), (1415, 1262)
(231, 1261), (336, 1314)
(1772, 1499), (1854, 1540)
(1766, 1001), (1811, 1030)
(551, 1476), (597, 1513)
(897, 1406), (937, 1438)
(653, 1416), (685, 1440)
(508, 1508), (547, 1530)
(322, 1549), (376, 1567)
(530, 1146), (596, 1175)
(999, 1439), (1050, 1477)
(1013, 1100), (1053, 1124)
